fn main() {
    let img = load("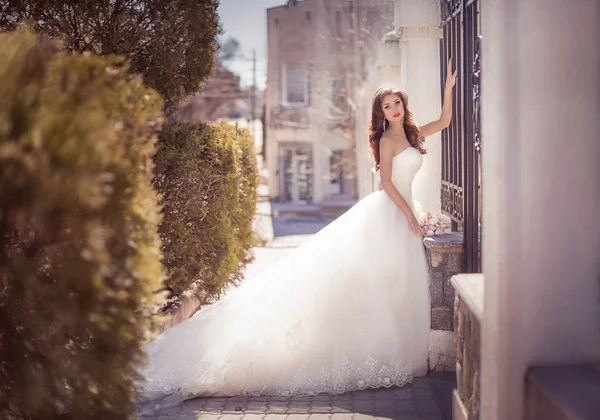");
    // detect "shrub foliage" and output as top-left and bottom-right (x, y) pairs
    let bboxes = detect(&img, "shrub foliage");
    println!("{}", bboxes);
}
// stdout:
(154, 122), (258, 298)
(0, 28), (165, 419)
